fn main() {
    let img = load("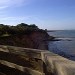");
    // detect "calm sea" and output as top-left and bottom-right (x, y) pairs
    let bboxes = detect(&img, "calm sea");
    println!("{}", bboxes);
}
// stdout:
(48, 30), (75, 61)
